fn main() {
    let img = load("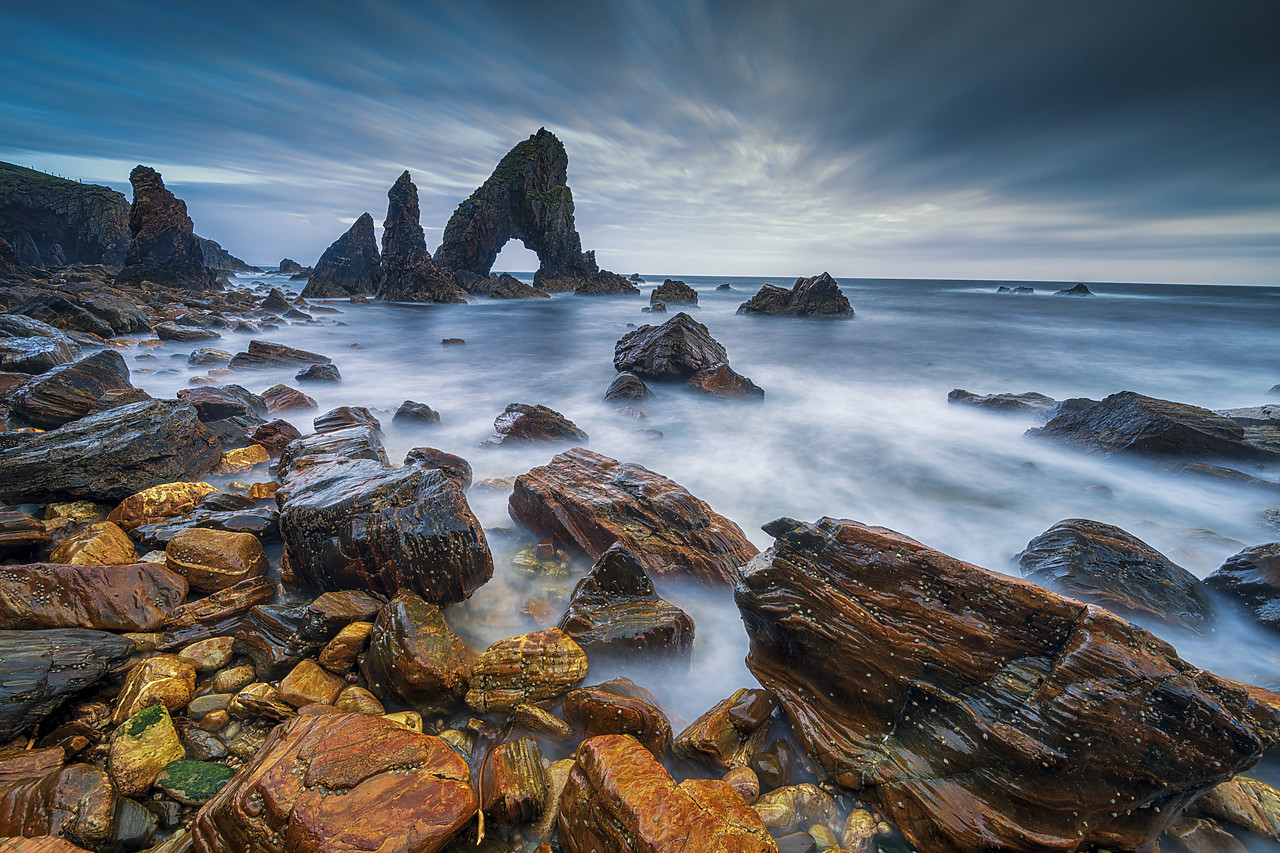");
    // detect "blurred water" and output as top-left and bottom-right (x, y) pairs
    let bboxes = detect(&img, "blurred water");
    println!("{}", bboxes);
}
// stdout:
(130, 274), (1280, 719)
